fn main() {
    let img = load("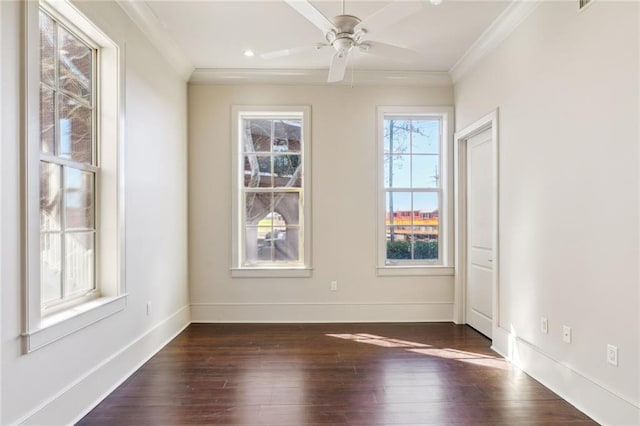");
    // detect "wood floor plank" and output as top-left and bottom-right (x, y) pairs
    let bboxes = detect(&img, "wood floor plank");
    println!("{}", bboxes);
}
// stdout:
(77, 323), (596, 425)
